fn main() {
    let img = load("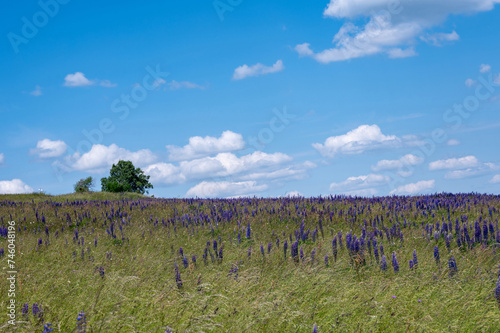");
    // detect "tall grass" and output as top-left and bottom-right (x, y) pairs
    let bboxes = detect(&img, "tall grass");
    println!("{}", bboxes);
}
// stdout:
(0, 193), (499, 332)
